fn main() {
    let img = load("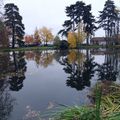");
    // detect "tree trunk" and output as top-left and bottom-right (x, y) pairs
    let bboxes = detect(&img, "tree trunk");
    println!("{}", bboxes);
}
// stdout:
(13, 51), (18, 71)
(12, 24), (15, 48)
(45, 40), (48, 46)
(86, 33), (89, 46)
